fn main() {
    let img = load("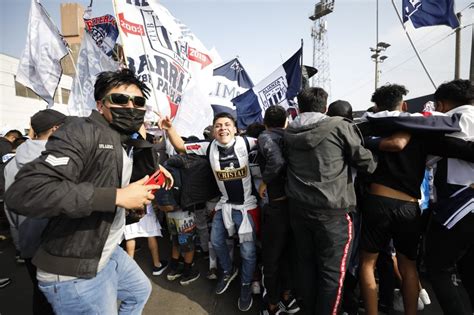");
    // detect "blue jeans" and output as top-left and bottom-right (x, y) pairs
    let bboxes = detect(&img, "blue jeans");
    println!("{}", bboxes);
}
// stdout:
(38, 246), (152, 314)
(211, 209), (256, 284)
